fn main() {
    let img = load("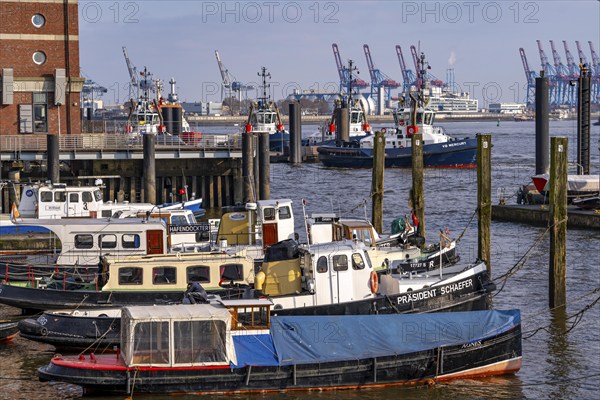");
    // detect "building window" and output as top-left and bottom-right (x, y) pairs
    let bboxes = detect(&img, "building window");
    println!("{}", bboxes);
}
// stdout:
(33, 93), (47, 133)
(32, 51), (46, 65)
(31, 14), (46, 28)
